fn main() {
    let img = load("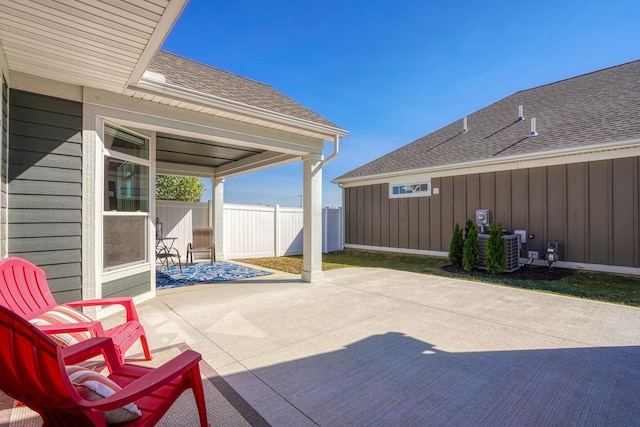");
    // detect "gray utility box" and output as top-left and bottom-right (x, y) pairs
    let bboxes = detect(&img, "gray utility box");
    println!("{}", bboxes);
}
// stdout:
(478, 233), (520, 272)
